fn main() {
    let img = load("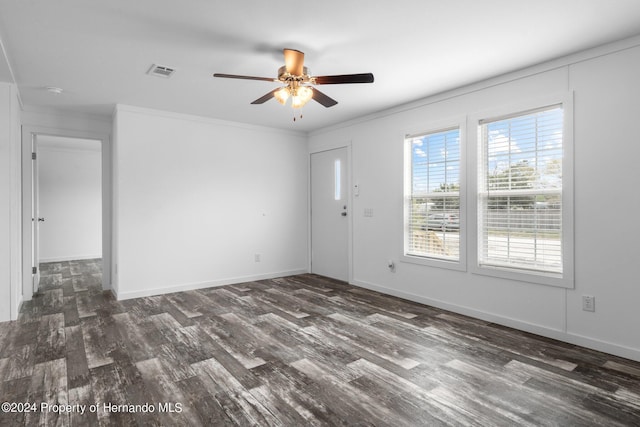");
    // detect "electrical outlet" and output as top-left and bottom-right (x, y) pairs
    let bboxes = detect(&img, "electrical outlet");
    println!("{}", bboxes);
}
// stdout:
(254, 254), (261, 262)
(582, 295), (595, 312)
